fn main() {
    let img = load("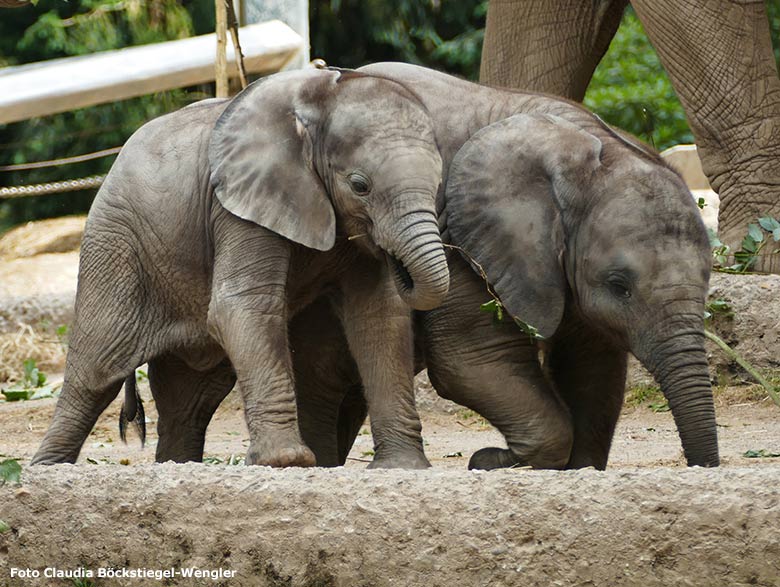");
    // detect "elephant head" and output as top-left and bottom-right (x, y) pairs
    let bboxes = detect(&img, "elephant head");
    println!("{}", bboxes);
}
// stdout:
(445, 113), (718, 467)
(208, 68), (449, 310)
